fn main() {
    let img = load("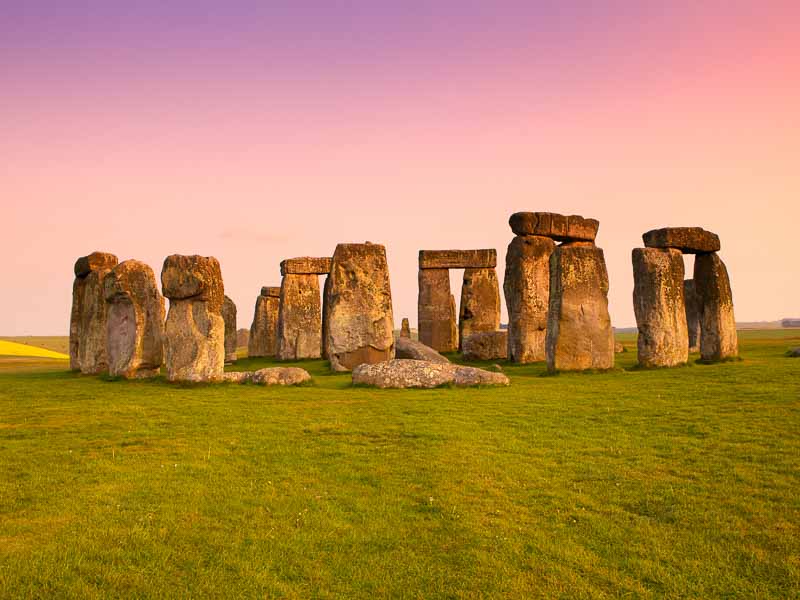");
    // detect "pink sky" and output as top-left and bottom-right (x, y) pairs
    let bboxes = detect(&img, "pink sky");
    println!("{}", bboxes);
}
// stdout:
(2, 1), (798, 335)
